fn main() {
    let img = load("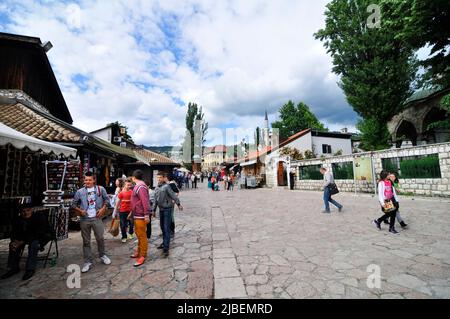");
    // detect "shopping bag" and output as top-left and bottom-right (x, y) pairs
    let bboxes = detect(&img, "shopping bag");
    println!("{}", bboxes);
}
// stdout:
(328, 183), (339, 196)
(109, 218), (120, 237)
(382, 200), (396, 213)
